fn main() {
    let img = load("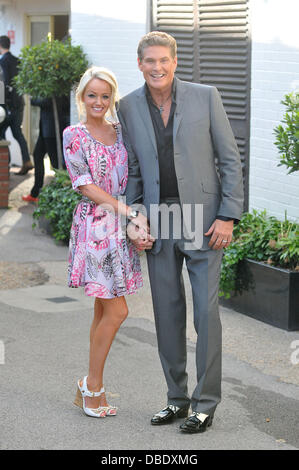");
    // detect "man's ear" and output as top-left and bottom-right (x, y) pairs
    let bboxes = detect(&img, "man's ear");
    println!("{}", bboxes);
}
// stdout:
(174, 56), (178, 70)
(137, 57), (143, 71)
